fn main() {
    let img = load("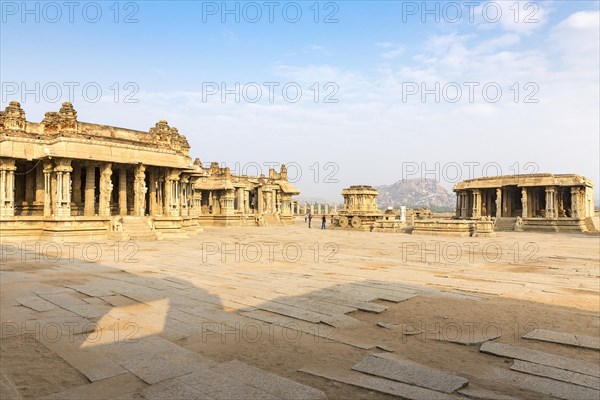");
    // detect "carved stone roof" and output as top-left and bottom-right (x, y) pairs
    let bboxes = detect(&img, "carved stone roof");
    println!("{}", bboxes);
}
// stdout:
(453, 174), (593, 191)
(0, 101), (193, 168)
